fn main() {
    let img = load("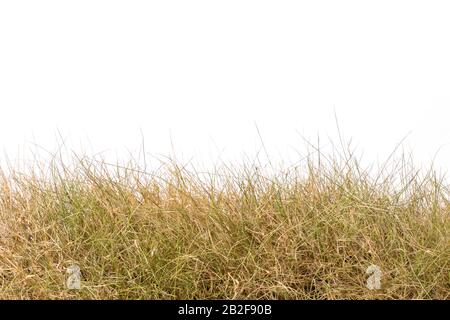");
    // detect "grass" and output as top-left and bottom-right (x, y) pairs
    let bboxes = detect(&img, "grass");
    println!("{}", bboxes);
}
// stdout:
(0, 141), (448, 300)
